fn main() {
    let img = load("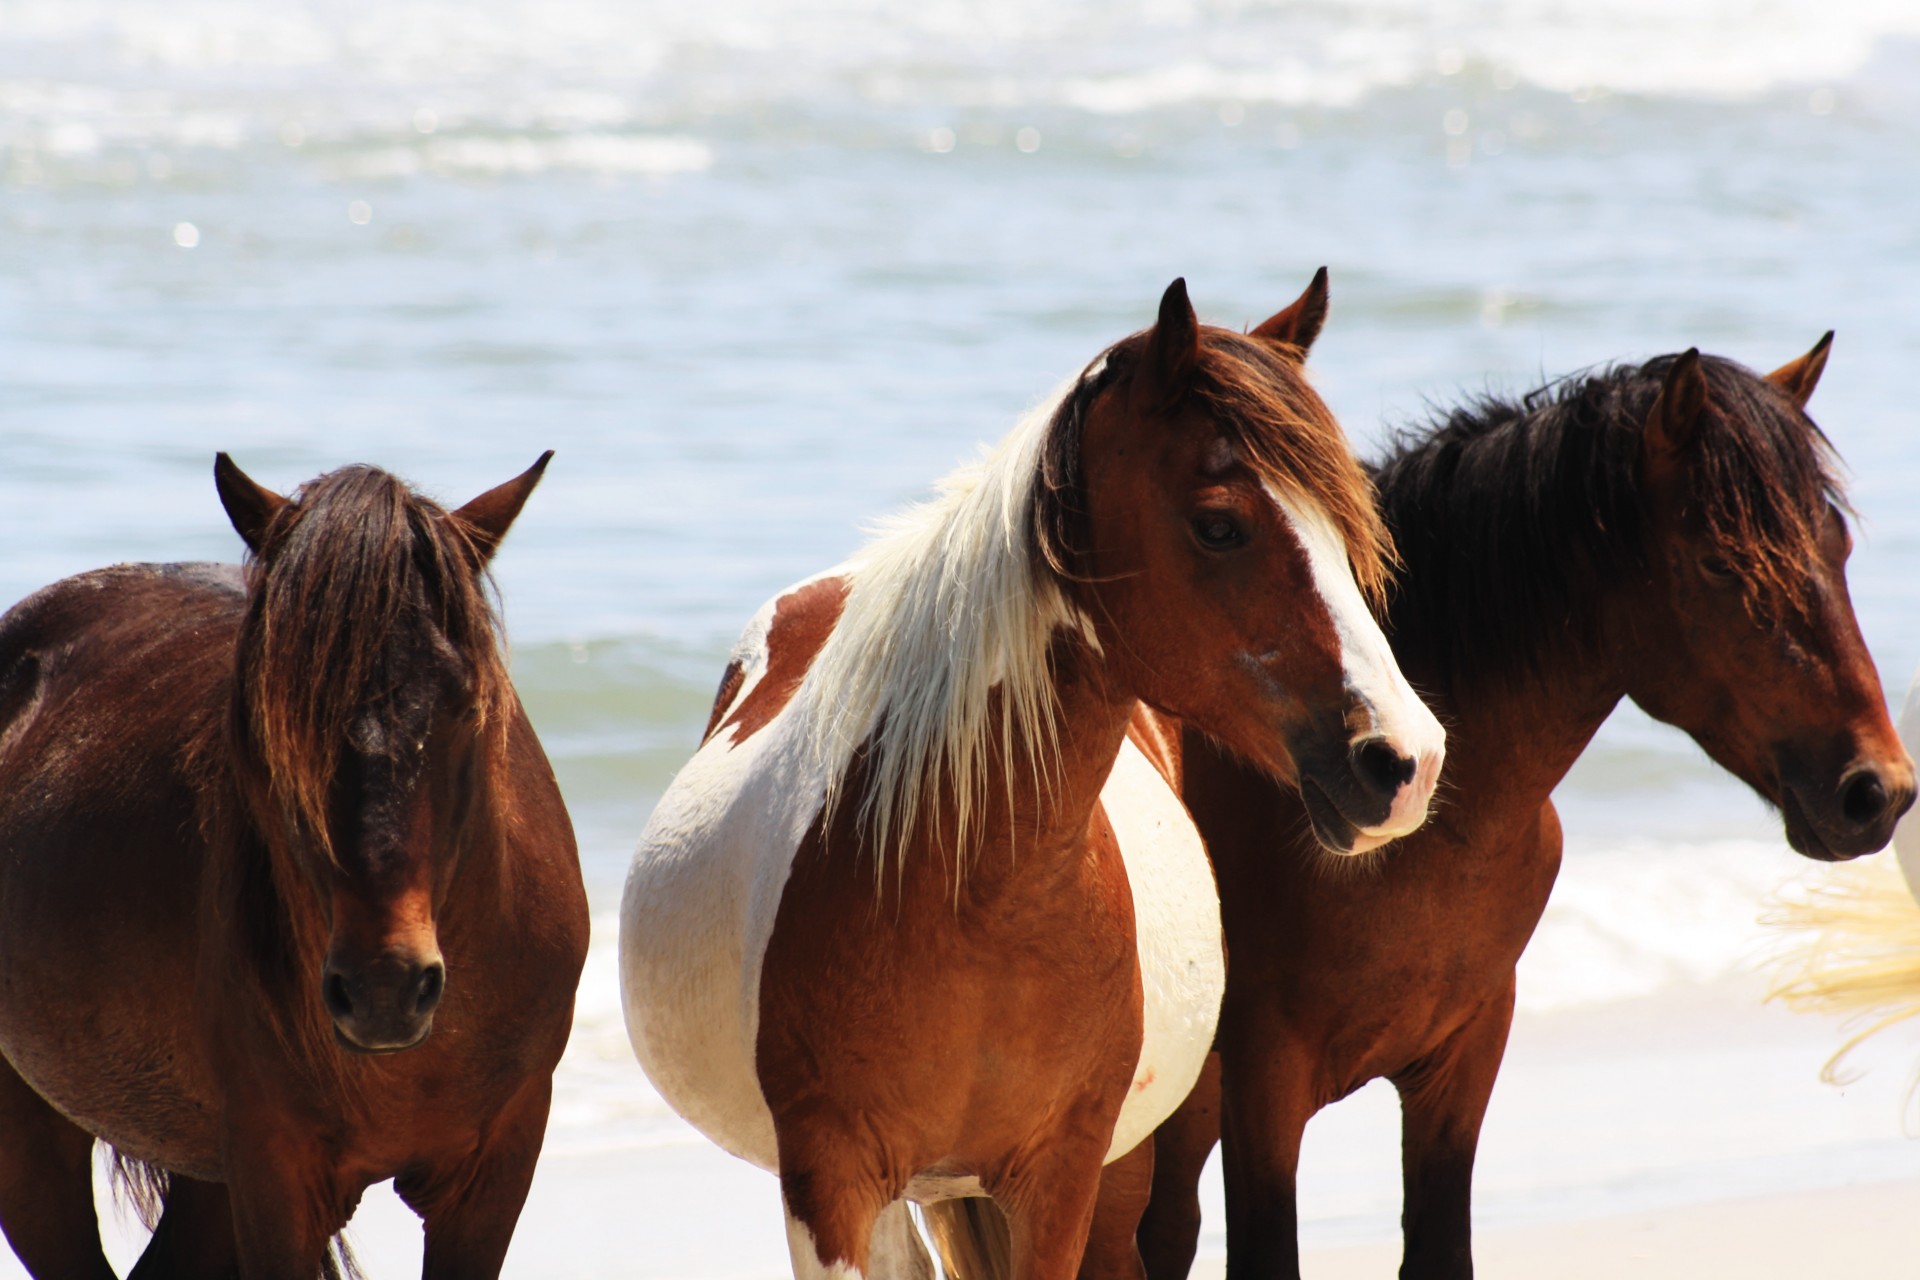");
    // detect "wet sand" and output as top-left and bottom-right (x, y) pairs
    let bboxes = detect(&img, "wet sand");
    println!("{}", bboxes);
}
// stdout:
(19, 972), (1917, 1278)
